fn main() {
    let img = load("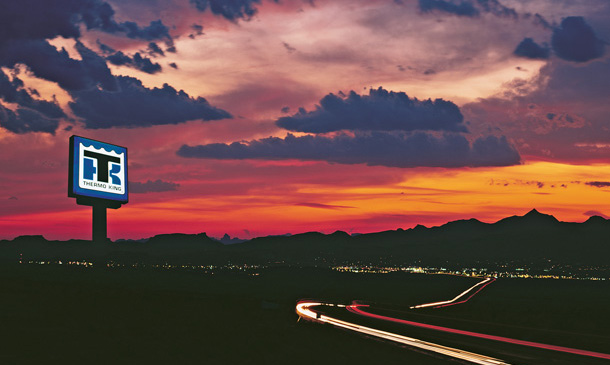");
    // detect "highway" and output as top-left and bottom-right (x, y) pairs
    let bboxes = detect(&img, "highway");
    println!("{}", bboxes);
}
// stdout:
(296, 276), (610, 363)
(348, 303), (610, 361)
(410, 277), (496, 309)
(296, 301), (511, 365)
